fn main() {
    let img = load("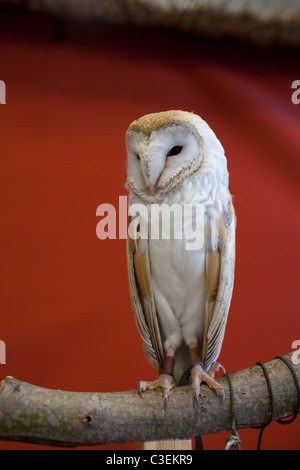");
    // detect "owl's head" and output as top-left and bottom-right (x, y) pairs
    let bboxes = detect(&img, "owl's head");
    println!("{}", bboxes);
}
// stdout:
(126, 110), (228, 203)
